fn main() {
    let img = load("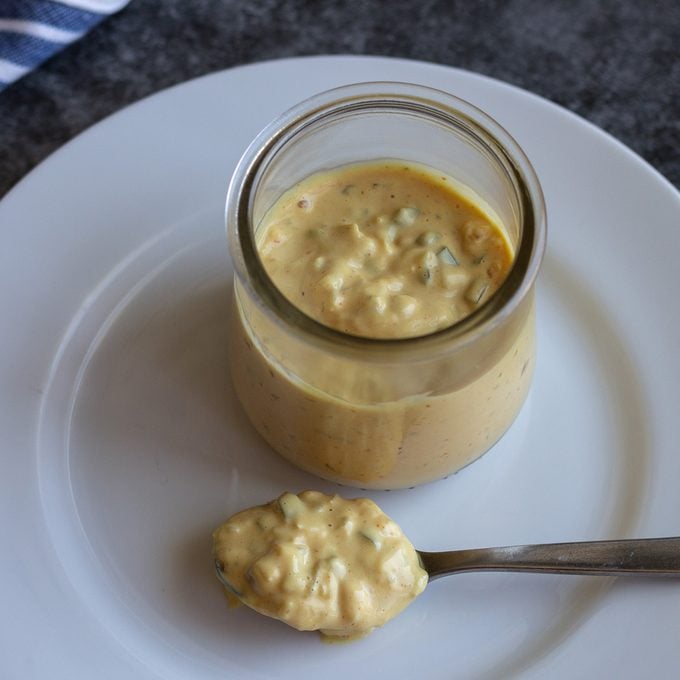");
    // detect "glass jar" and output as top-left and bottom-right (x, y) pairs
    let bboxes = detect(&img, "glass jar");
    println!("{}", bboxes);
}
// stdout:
(226, 82), (546, 490)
